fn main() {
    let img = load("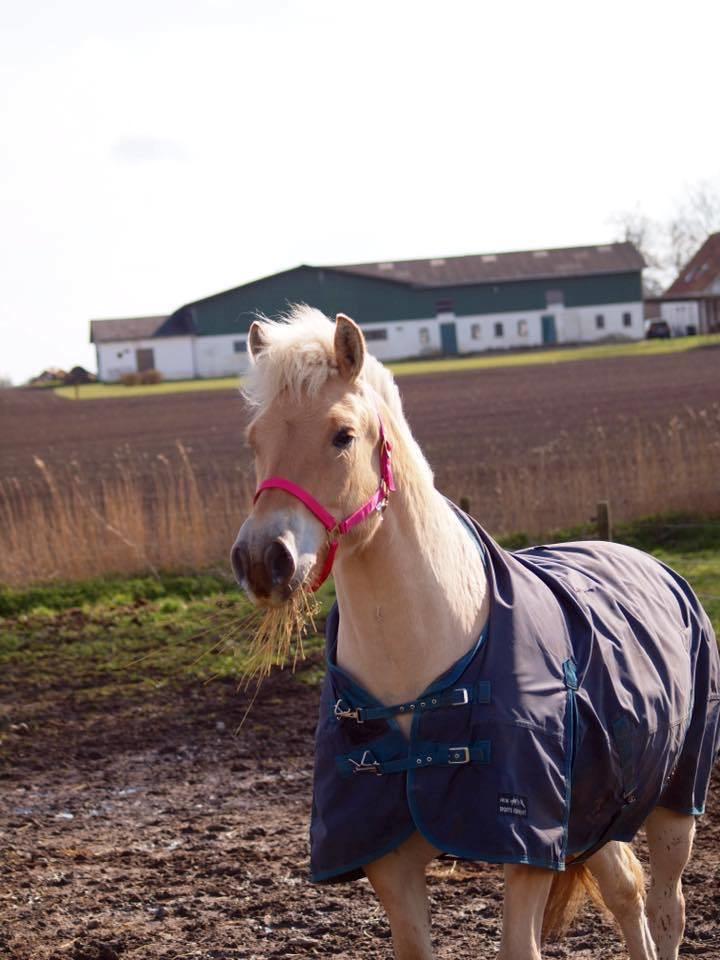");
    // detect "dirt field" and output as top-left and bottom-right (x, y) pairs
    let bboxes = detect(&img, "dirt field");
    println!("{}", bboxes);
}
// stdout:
(2, 633), (719, 960)
(2, 347), (719, 492)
